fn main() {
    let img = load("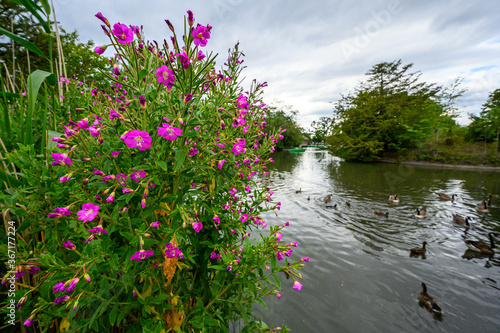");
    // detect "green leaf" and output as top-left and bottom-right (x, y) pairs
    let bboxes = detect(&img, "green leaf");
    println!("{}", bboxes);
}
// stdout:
(109, 303), (118, 326)
(18, 0), (51, 33)
(25, 70), (56, 150)
(39, 0), (51, 16)
(0, 27), (46, 58)
(138, 69), (149, 82)
(0, 92), (20, 99)
(174, 149), (186, 171)
(47, 130), (64, 149)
